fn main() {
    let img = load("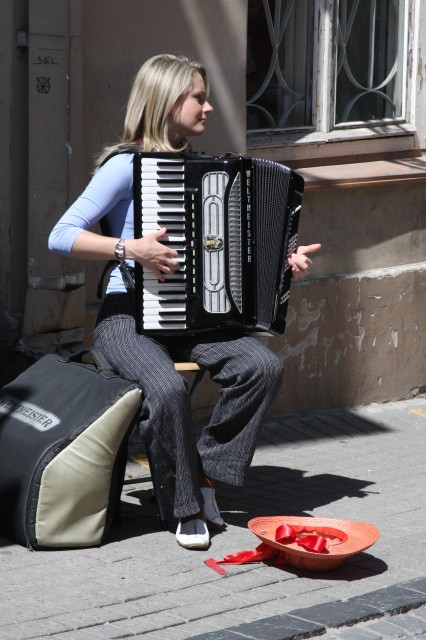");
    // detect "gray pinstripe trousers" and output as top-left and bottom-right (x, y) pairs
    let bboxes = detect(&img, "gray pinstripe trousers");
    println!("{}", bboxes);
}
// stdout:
(93, 294), (284, 519)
